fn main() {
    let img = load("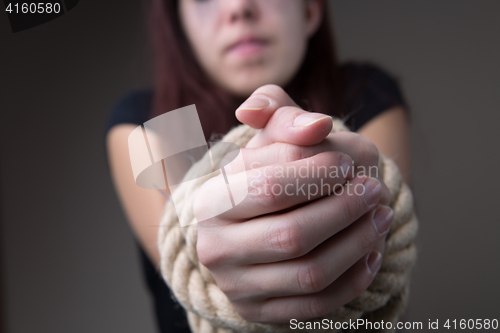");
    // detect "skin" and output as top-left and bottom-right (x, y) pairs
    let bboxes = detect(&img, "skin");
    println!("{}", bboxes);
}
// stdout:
(179, 0), (322, 97)
(106, 0), (411, 324)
